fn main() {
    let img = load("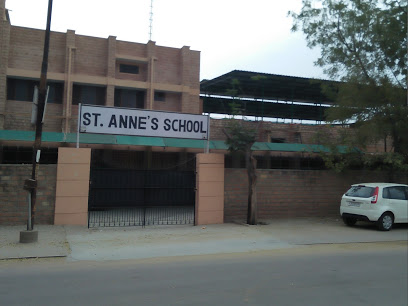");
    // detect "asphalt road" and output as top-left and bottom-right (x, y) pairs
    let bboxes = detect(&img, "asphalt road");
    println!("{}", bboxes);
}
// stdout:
(0, 242), (407, 306)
